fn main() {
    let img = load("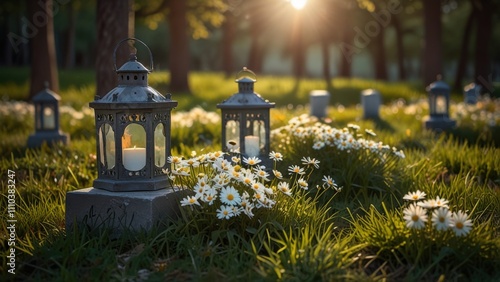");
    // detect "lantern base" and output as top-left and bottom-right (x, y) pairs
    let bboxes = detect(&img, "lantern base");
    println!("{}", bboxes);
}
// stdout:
(27, 131), (70, 148)
(424, 117), (456, 132)
(65, 187), (185, 235)
(93, 178), (170, 192)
